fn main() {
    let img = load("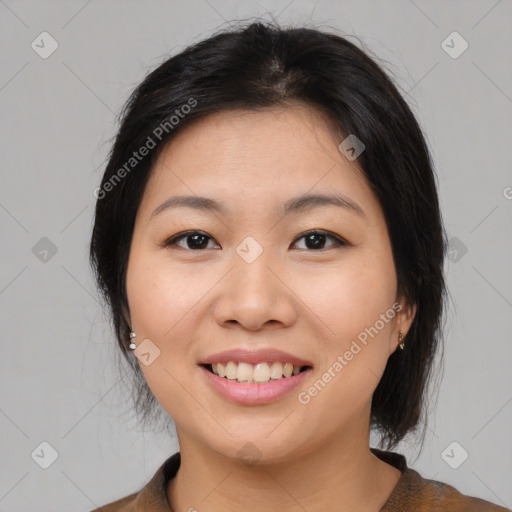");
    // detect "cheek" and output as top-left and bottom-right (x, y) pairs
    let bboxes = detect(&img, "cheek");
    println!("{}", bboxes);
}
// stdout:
(293, 250), (397, 405)
(295, 250), (397, 345)
(125, 253), (203, 423)
(126, 251), (205, 342)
